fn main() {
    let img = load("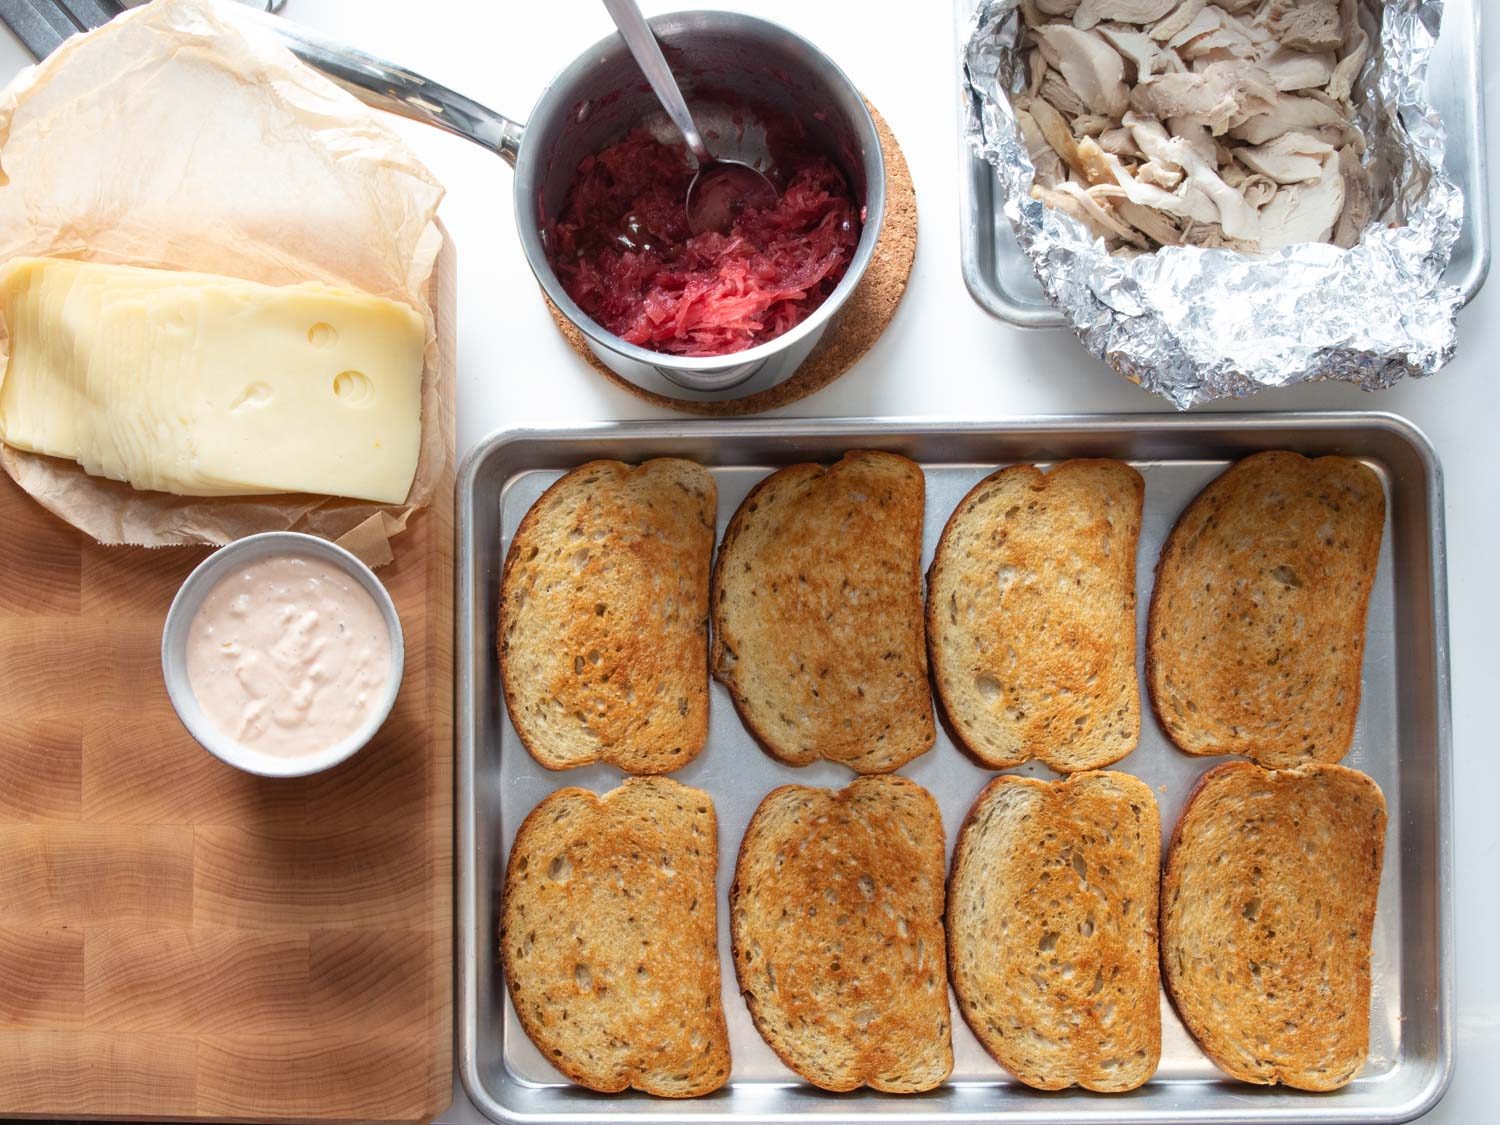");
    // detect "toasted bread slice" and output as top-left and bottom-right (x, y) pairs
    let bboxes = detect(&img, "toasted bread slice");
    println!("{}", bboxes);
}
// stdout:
(499, 459), (716, 773)
(500, 777), (730, 1097)
(947, 771), (1161, 1092)
(1146, 451), (1384, 767)
(711, 451), (934, 773)
(1161, 761), (1386, 1091)
(927, 460), (1143, 772)
(730, 776), (952, 1092)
